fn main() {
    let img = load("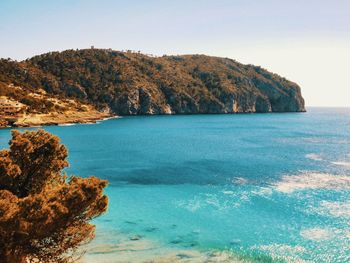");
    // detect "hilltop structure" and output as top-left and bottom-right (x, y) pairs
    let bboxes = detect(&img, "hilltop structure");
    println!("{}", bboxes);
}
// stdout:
(0, 96), (26, 115)
(0, 96), (27, 127)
